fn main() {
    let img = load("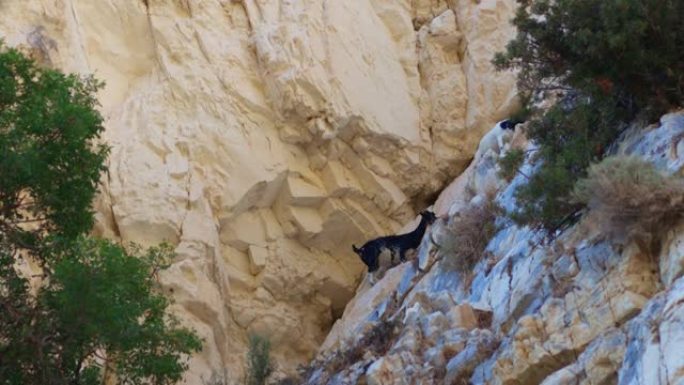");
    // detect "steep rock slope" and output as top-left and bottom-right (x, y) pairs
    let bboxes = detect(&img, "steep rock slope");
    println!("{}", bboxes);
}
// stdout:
(0, 0), (517, 381)
(308, 112), (684, 384)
